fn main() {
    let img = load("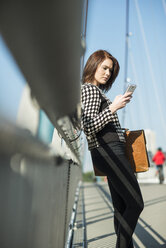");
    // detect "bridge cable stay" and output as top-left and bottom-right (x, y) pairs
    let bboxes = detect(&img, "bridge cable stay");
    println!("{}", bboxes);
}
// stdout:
(122, 0), (130, 127)
(162, 0), (166, 16)
(149, 3), (166, 99)
(130, 0), (166, 133)
(128, 39), (150, 128)
(121, 0), (149, 129)
(129, 8), (155, 128)
(148, 0), (166, 98)
(134, 0), (166, 141)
